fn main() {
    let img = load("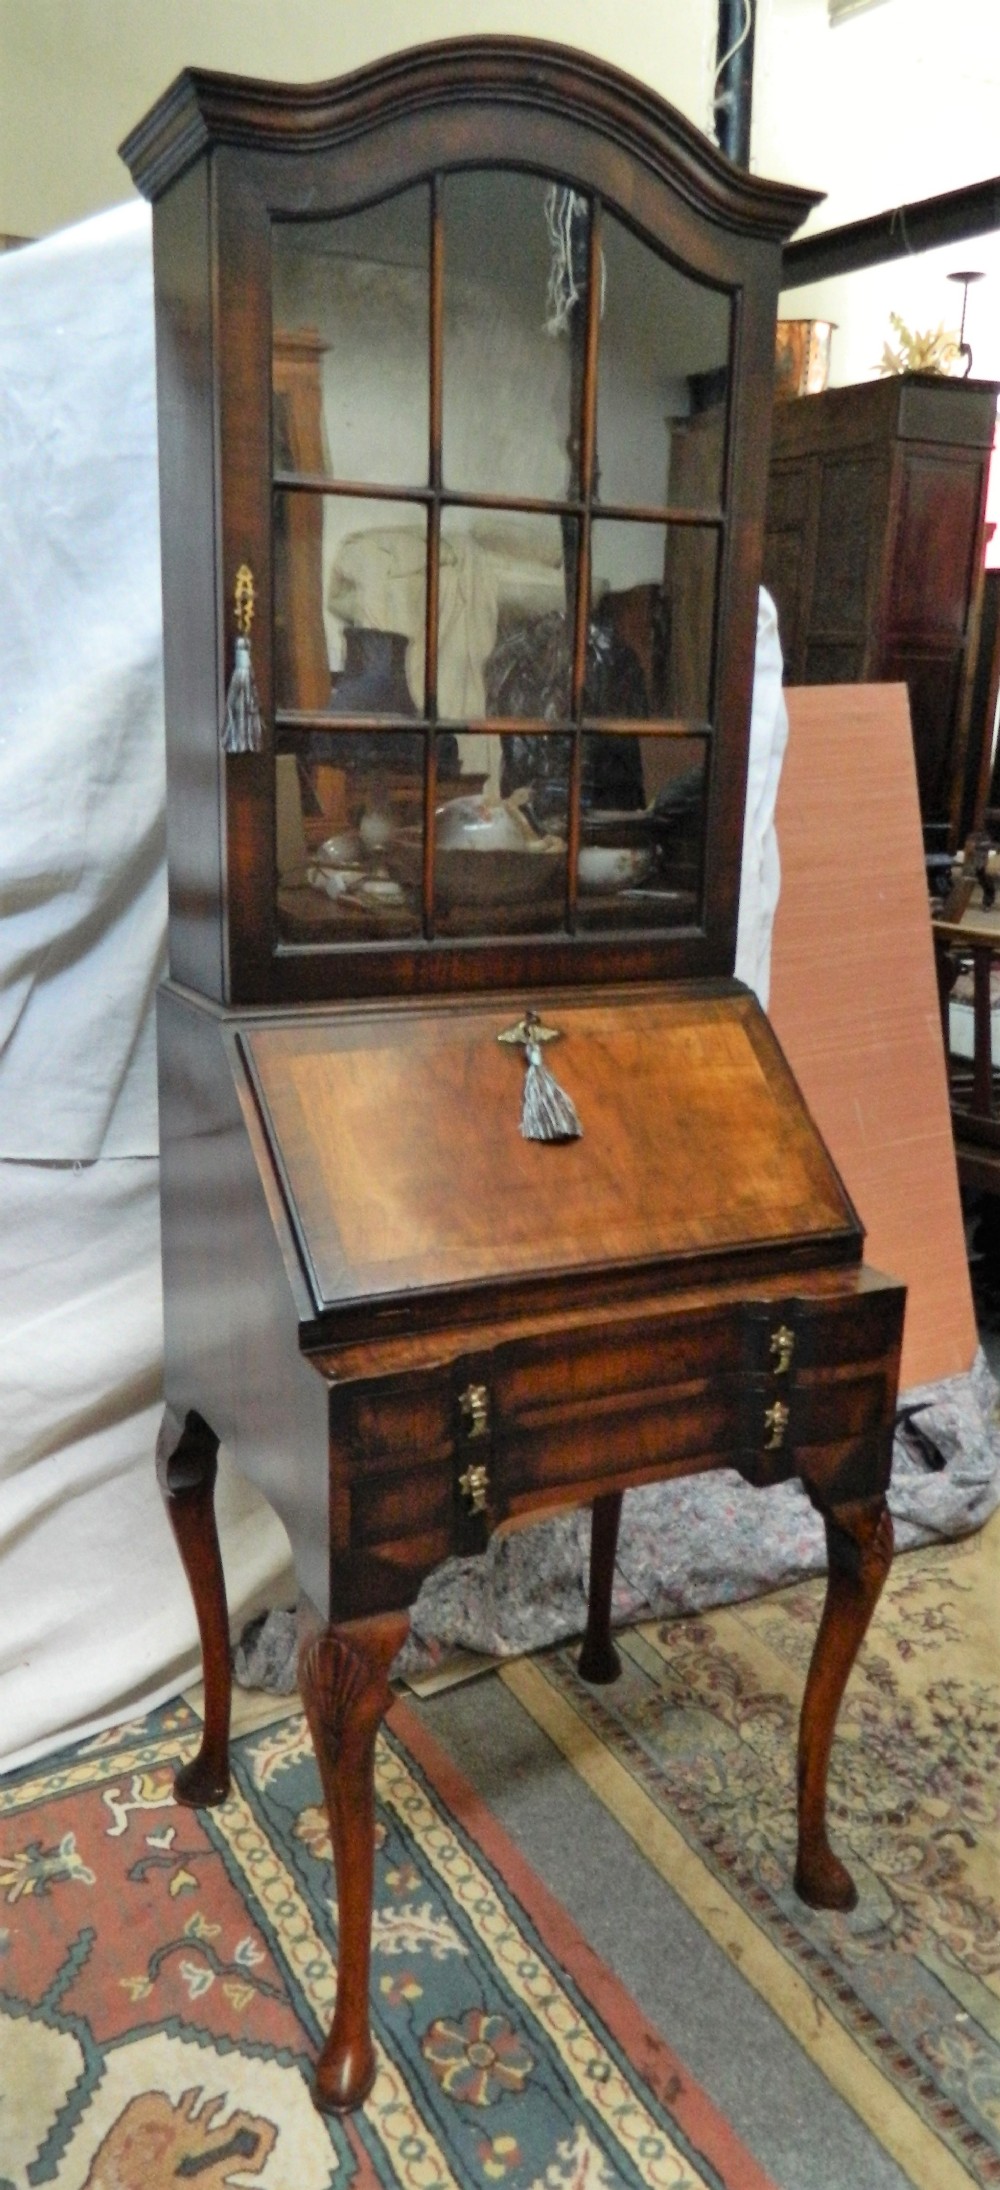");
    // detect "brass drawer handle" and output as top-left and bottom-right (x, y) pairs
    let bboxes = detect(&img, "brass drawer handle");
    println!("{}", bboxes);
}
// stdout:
(459, 1461), (490, 1514)
(764, 1400), (790, 1451)
(459, 1383), (490, 1439)
(770, 1325), (795, 1376)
